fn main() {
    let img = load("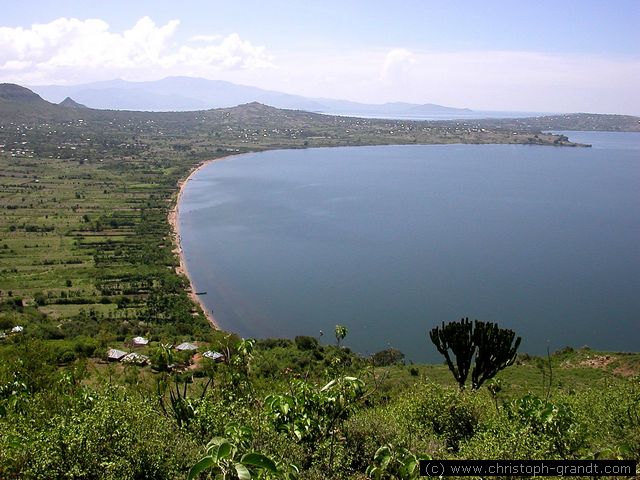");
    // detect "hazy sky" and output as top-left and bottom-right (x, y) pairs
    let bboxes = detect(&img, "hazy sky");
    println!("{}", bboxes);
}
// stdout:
(1, 0), (639, 113)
